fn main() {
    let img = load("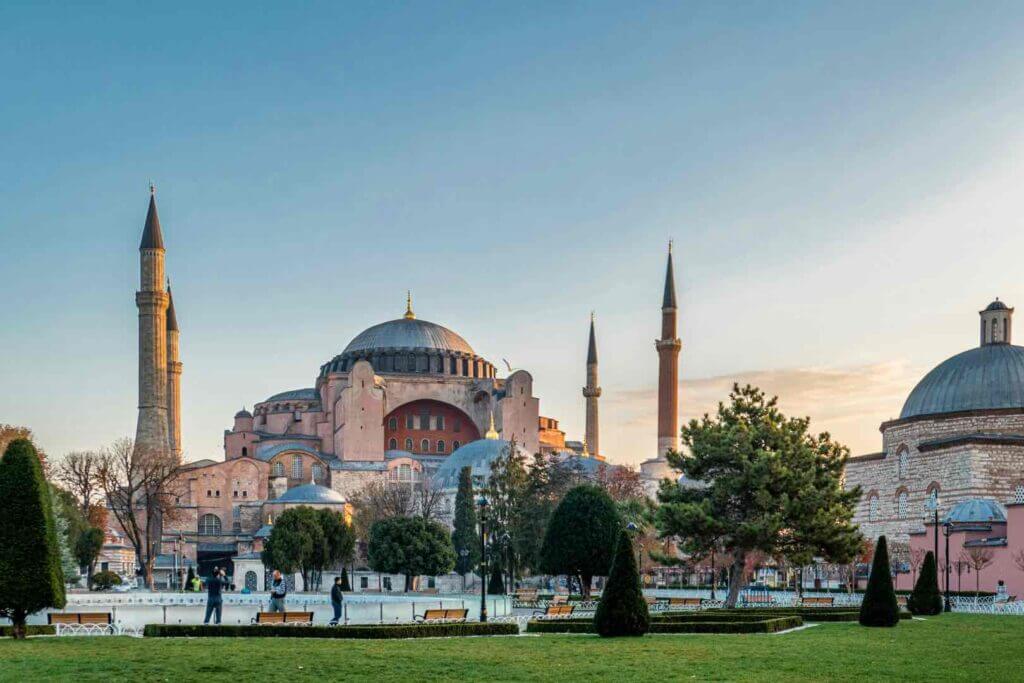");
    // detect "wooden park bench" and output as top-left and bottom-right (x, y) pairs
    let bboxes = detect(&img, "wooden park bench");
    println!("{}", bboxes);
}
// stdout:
(414, 608), (468, 623)
(800, 597), (834, 607)
(252, 611), (314, 625)
(48, 612), (114, 635)
(741, 592), (775, 607)
(515, 589), (539, 602)
(533, 604), (575, 619)
(550, 595), (569, 605)
(658, 597), (702, 610)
